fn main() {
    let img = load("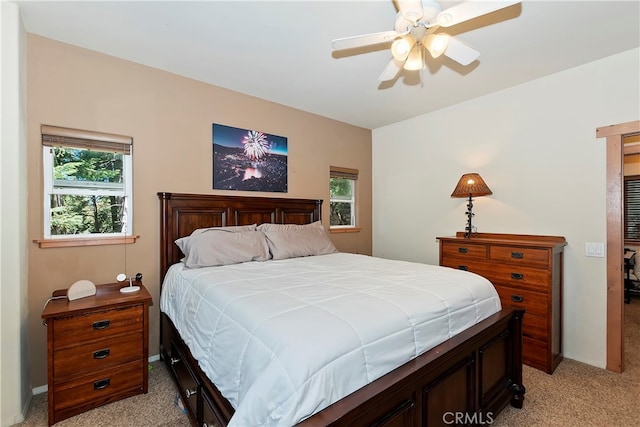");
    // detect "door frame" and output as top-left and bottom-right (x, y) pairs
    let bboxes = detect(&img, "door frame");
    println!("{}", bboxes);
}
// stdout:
(597, 119), (640, 372)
